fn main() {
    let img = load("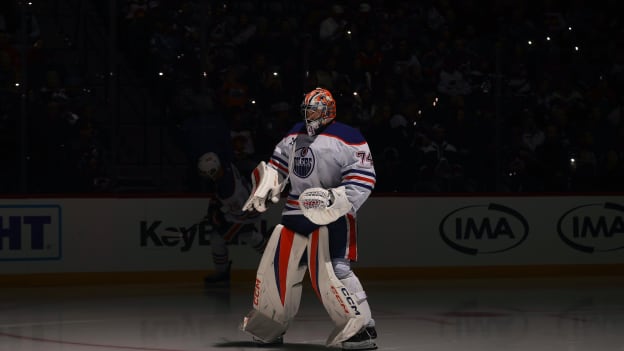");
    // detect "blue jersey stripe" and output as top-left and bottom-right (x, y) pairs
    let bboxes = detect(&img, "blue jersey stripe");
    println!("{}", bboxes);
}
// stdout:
(342, 181), (374, 191)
